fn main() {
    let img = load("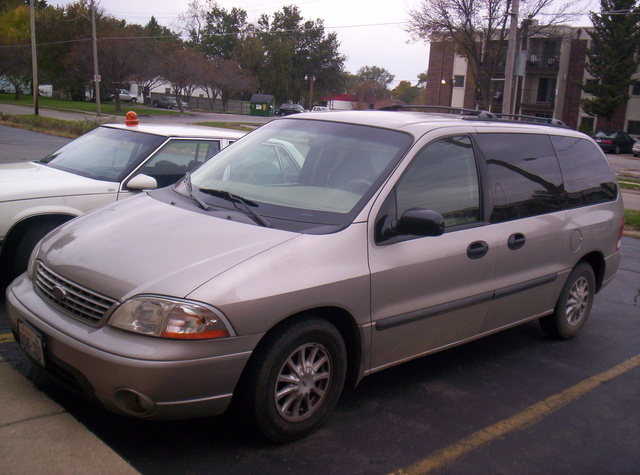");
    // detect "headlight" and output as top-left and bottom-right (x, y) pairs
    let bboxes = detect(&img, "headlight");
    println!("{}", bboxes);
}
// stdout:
(109, 296), (234, 340)
(27, 240), (44, 280)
